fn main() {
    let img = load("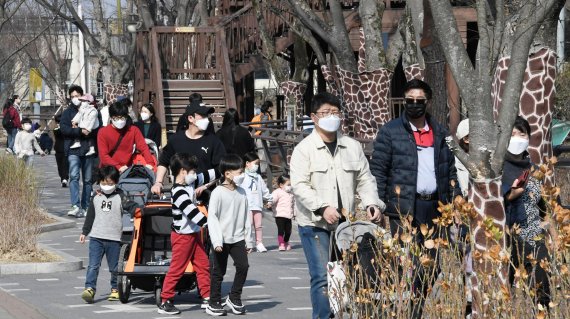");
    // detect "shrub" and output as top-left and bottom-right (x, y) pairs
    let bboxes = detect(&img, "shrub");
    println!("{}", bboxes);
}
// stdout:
(0, 154), (43, 257)
(333, 163), (570, 319)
